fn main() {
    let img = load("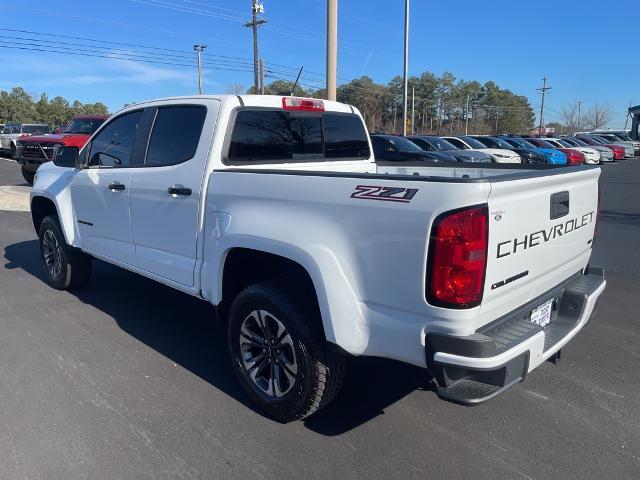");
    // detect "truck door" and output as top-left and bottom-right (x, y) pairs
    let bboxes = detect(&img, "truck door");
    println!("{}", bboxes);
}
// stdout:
(128, 100), (218, 287)
(69, 109), (145, 266)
